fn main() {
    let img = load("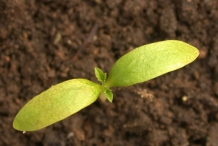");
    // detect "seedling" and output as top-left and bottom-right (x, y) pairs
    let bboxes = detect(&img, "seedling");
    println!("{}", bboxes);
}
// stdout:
(13, 40), (199, 132)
